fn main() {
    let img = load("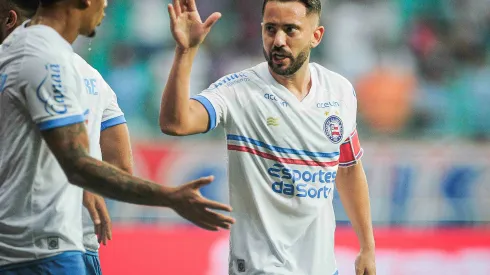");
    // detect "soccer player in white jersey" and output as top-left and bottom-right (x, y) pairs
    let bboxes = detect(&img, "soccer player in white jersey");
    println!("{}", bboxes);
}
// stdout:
(0, 0), (234, 274)
(160, 0), (376, 274)
(0, 1), (135, 274)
